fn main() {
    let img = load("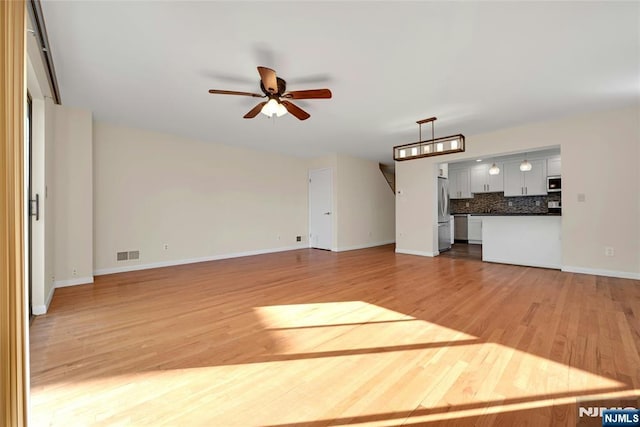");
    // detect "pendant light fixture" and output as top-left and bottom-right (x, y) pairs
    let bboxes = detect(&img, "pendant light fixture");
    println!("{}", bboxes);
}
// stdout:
(393, 117), (465, 161)
(520, 153), (532, 172)
(489, 161), (500, 175)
